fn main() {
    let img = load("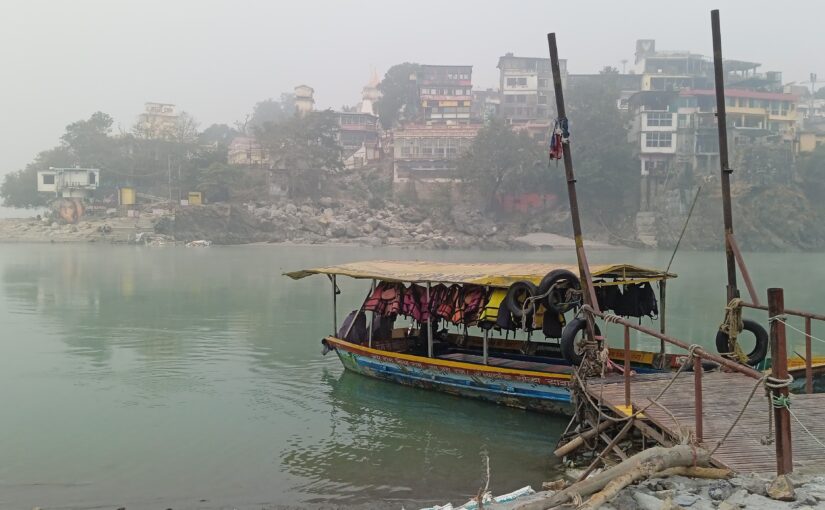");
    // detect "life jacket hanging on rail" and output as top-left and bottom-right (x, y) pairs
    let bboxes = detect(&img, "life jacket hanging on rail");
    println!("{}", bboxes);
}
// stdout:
(364, 281), (403, 317)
